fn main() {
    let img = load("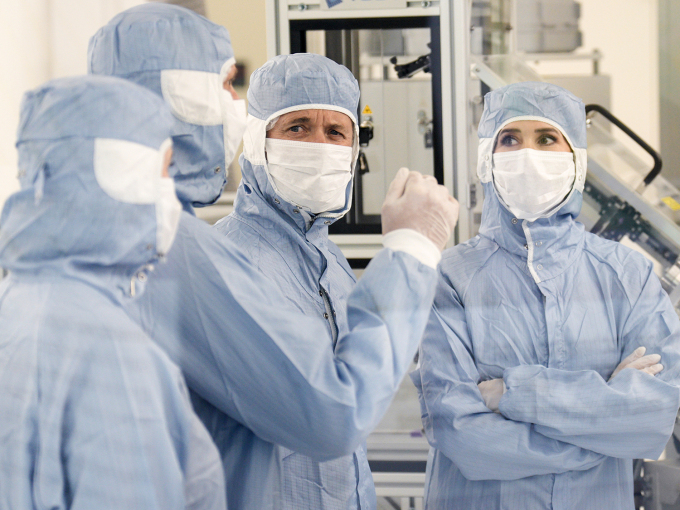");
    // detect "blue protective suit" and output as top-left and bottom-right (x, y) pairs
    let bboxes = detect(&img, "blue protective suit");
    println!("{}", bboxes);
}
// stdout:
(88, 10), (438, 510)
(410, 82), (680, 509)
(88, 3), (232, 211)
(0, 76), (225, 510)
(214, 54), (375, 510)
